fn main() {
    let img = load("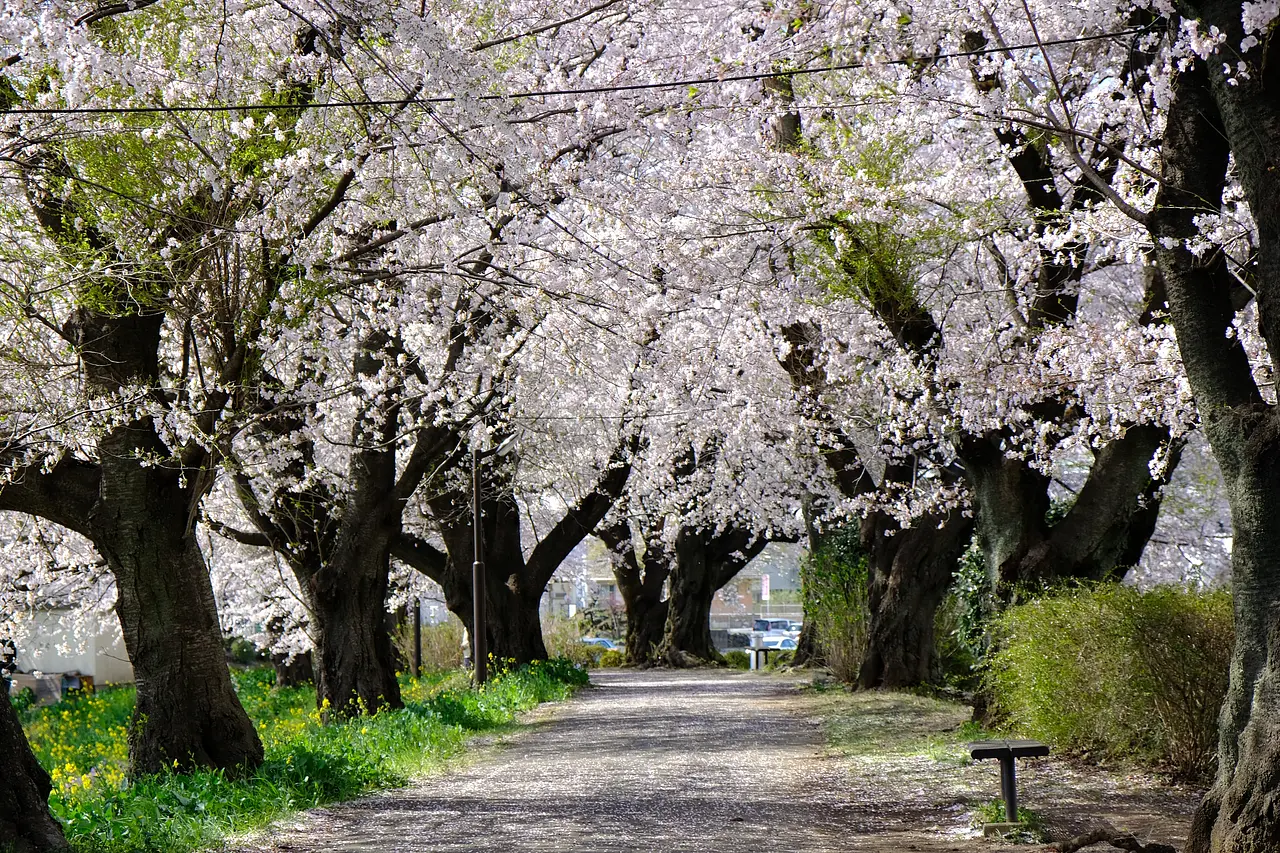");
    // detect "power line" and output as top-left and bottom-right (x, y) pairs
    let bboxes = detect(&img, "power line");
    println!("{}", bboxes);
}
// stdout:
(1, 26), (1153, 117)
